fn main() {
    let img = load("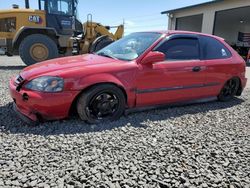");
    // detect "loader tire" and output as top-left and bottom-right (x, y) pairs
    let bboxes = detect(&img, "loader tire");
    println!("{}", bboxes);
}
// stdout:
(19, 34), (58, 66)
(90, 36), (114, 53)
